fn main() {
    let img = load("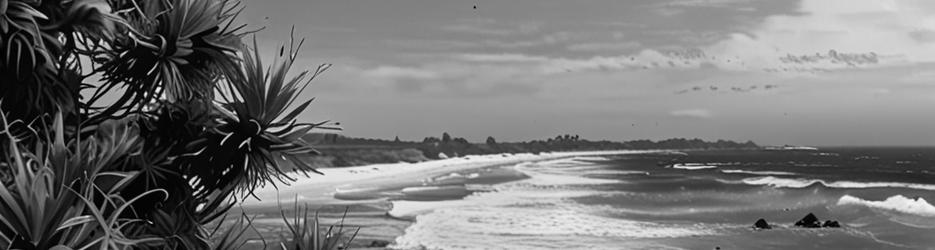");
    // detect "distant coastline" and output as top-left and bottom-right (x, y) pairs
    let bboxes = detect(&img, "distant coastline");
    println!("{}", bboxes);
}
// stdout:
(300, 133), (759, 168)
